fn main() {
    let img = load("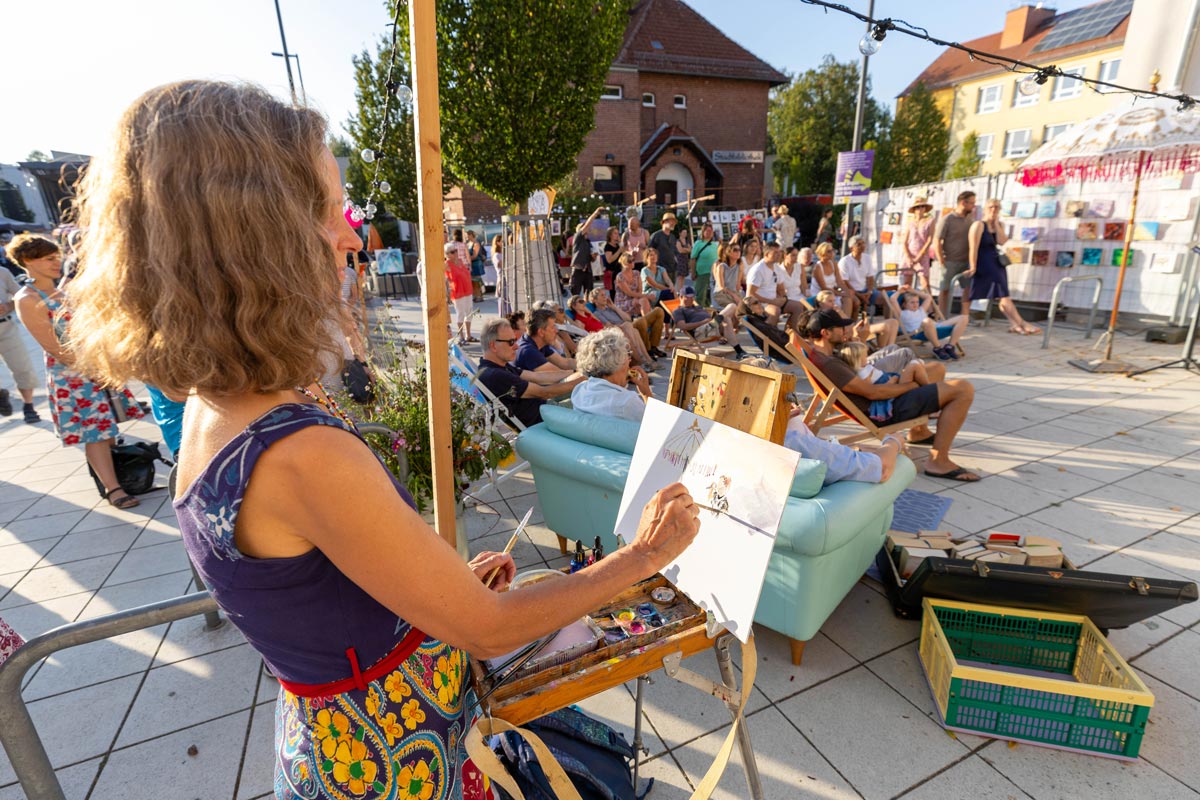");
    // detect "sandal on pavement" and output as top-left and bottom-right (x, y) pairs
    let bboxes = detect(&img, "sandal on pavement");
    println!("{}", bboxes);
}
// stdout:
(1021, 326), (1042, 336)
(1007, 327), (1024, 334)
(908, 432), (937, 446)
(104, 487), (141, 510)
(924, 467), (981, 482)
